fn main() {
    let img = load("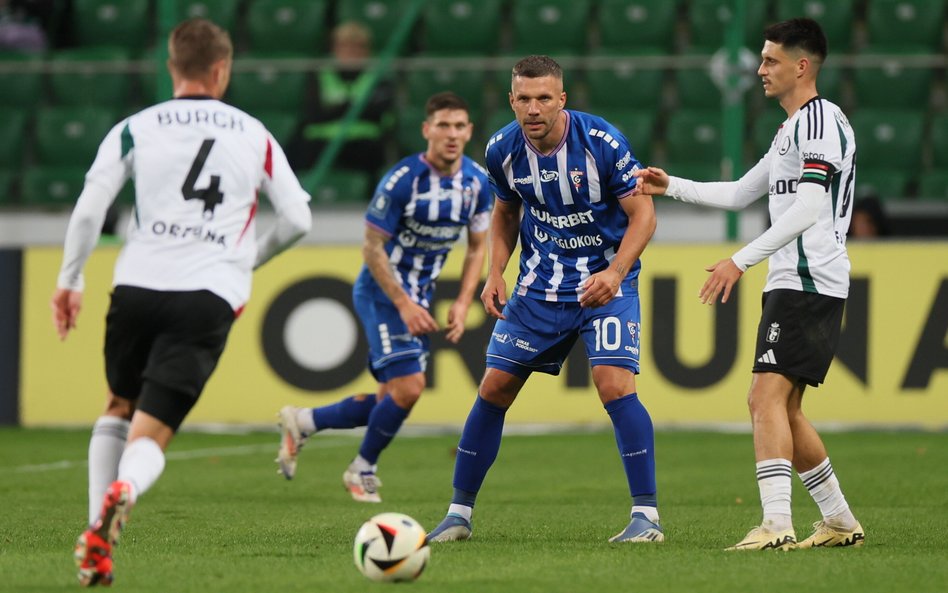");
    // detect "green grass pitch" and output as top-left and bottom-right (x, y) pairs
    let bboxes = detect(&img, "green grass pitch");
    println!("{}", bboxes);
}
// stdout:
(1, 428), (945, 592)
